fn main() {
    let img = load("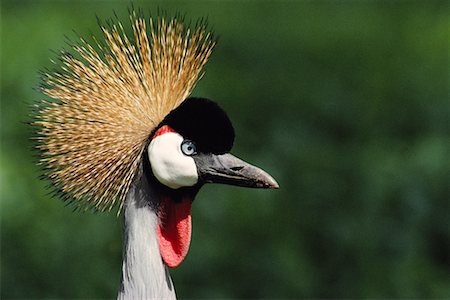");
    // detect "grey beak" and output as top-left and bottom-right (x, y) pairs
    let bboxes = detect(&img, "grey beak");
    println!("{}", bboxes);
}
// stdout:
(194, 153), (279, 189)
